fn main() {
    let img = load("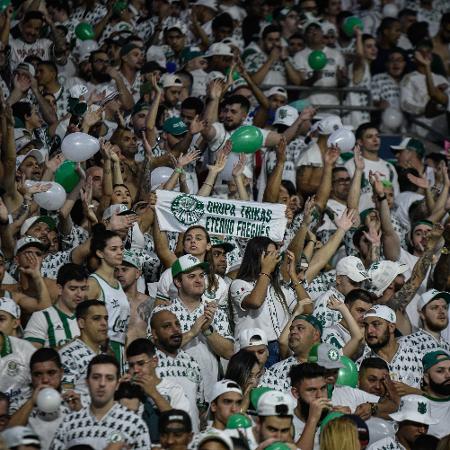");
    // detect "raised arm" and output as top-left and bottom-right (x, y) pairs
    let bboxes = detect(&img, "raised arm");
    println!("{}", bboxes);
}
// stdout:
(231, 154), (250, 201)
(370, 171), (400, 261)
(434, 222), (450, 291)
(263, 137), (286, 203)
(346, 145), (364, 210)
